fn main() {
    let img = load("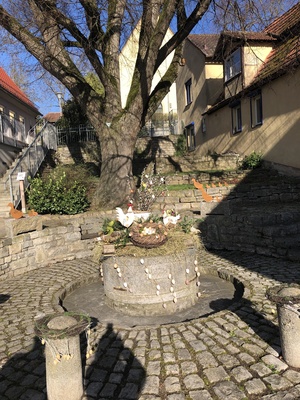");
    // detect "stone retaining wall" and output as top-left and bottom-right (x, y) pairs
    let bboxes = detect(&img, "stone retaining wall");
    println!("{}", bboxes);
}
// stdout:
(0, 211), (114, 281)
(1, 169), (300, 280)
(55, 137), (242, 174)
